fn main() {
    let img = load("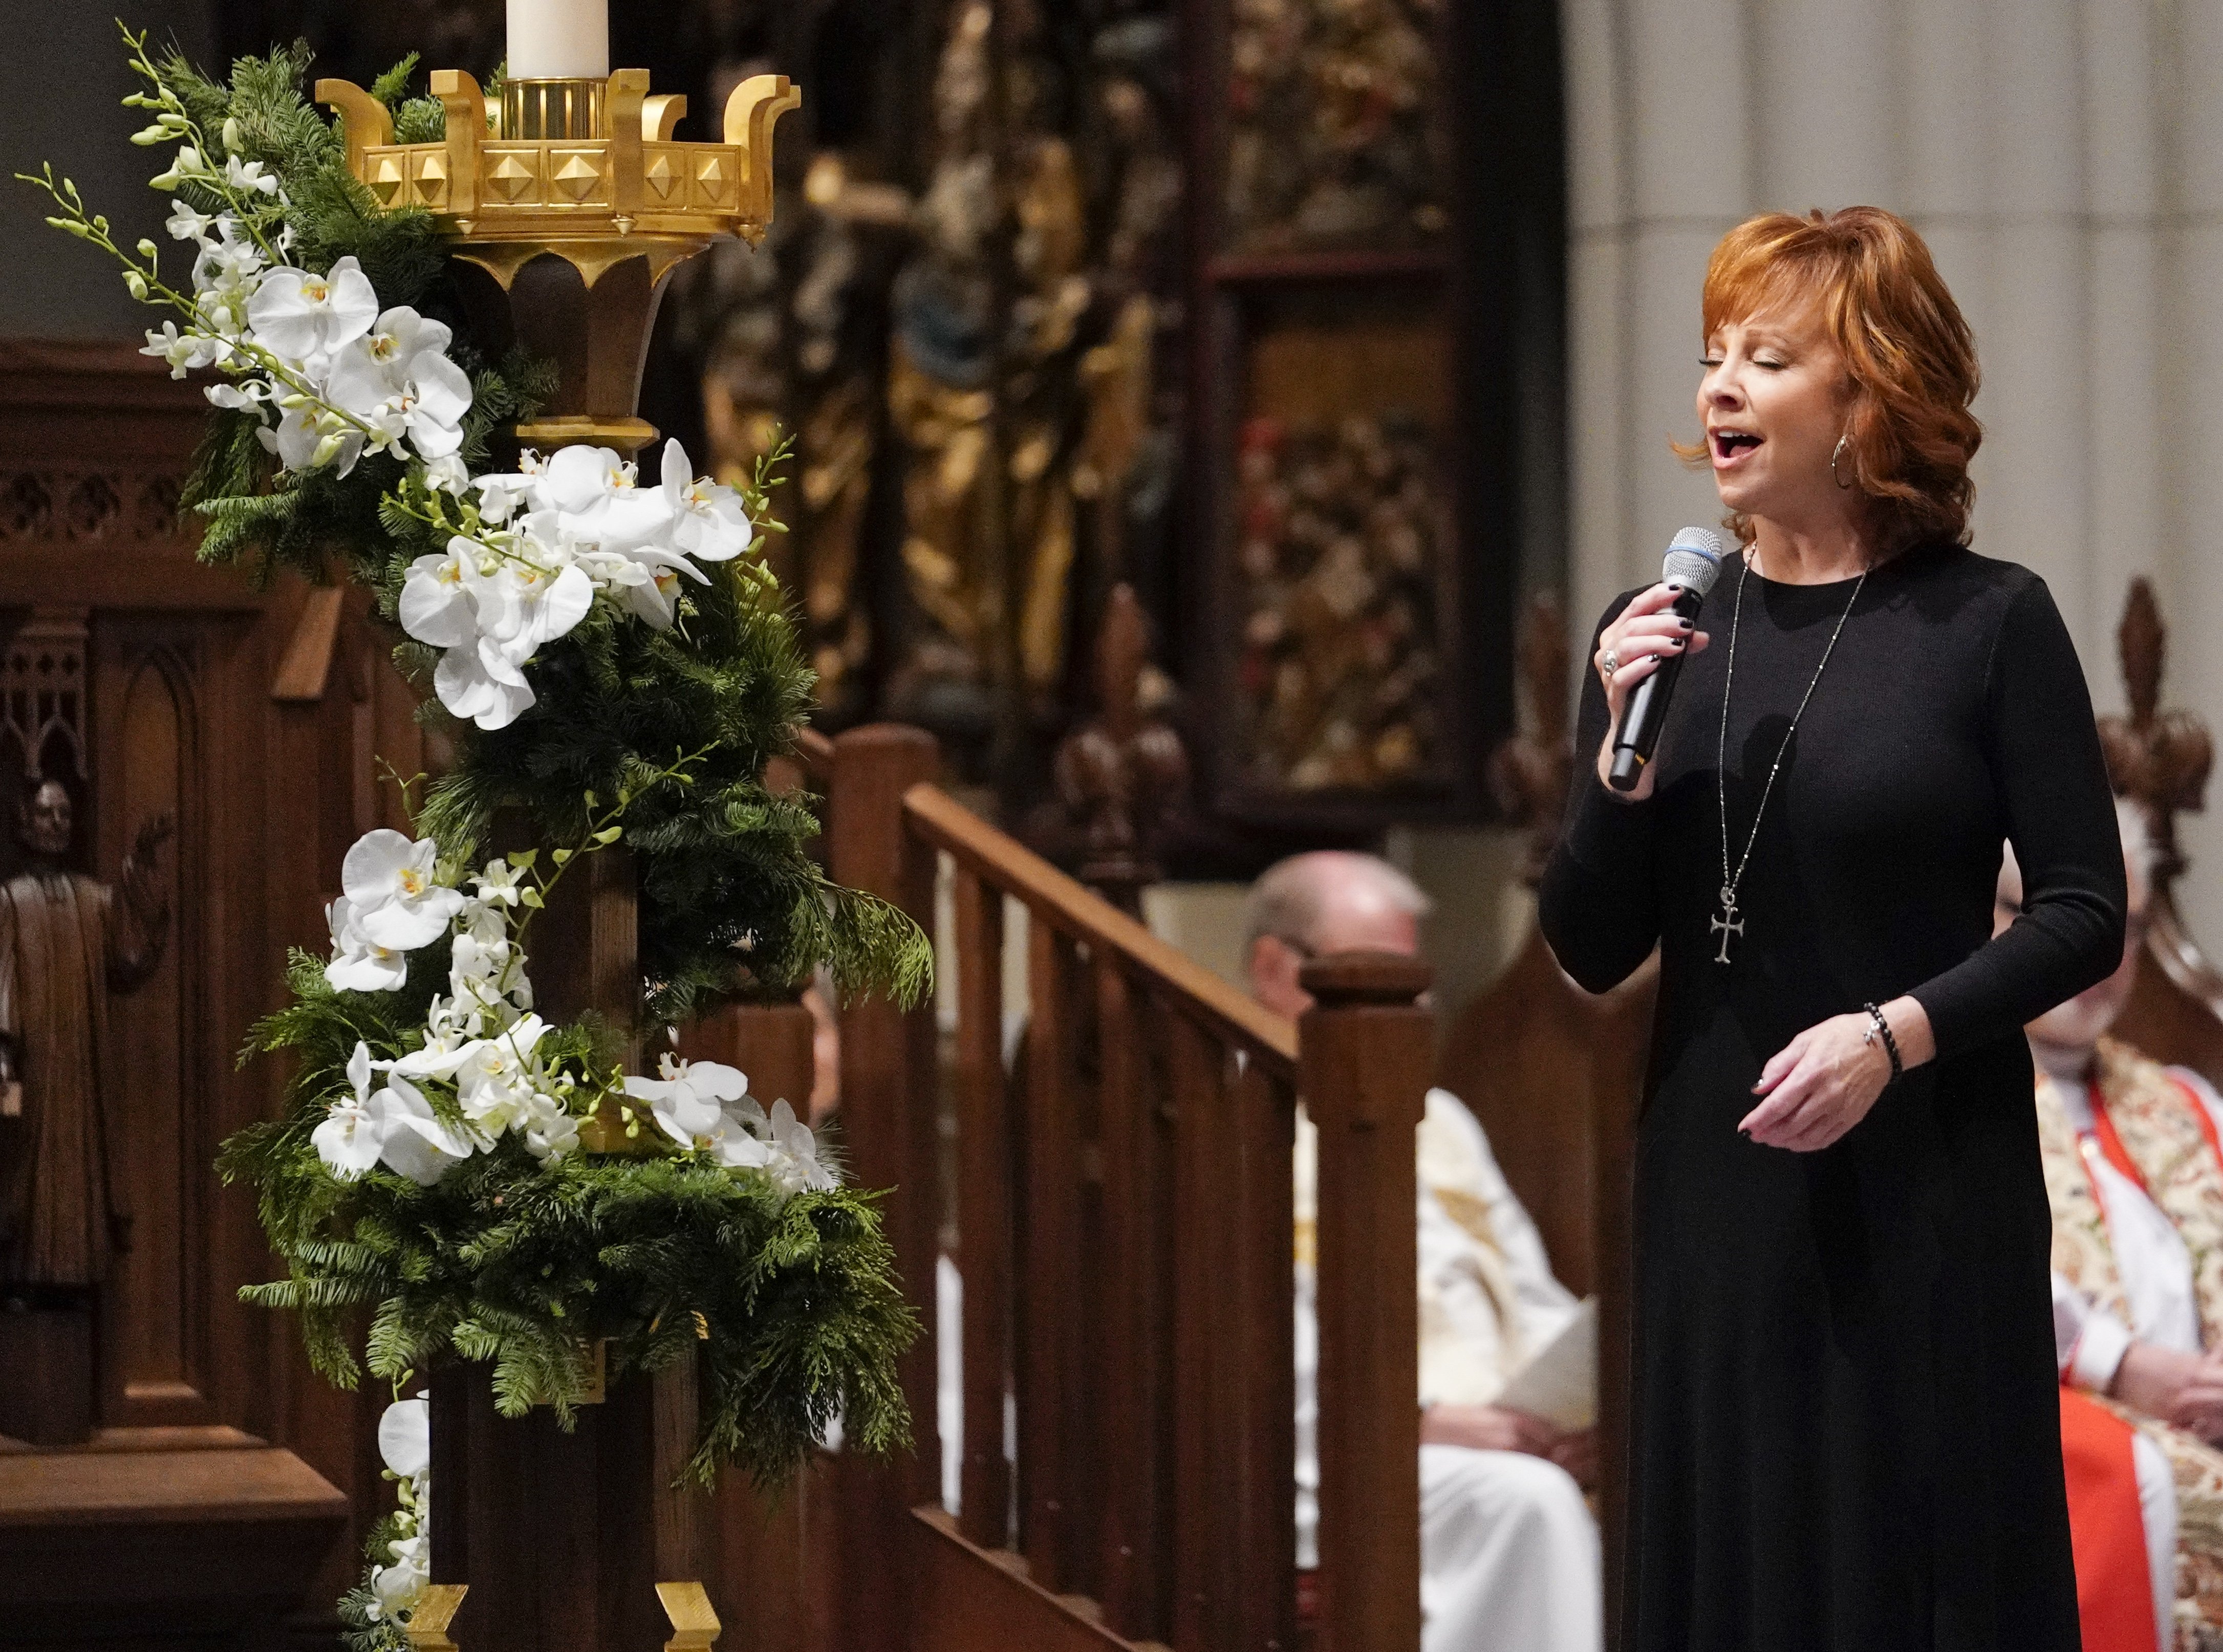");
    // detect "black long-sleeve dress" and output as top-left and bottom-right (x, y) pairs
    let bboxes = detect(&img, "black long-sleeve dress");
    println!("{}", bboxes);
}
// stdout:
(1540, 544), (2126, 1651)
